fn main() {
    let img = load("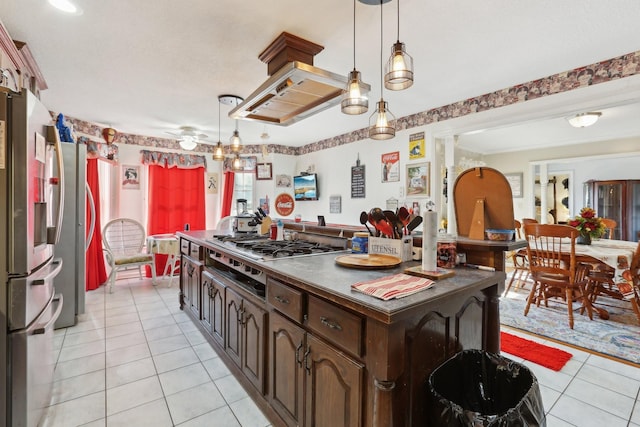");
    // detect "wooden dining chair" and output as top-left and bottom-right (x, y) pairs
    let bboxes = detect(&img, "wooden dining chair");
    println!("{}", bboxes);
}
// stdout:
(503, 219), (530, 296)
(600, 218), (617, 239)
(523, 223), (594, 329)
